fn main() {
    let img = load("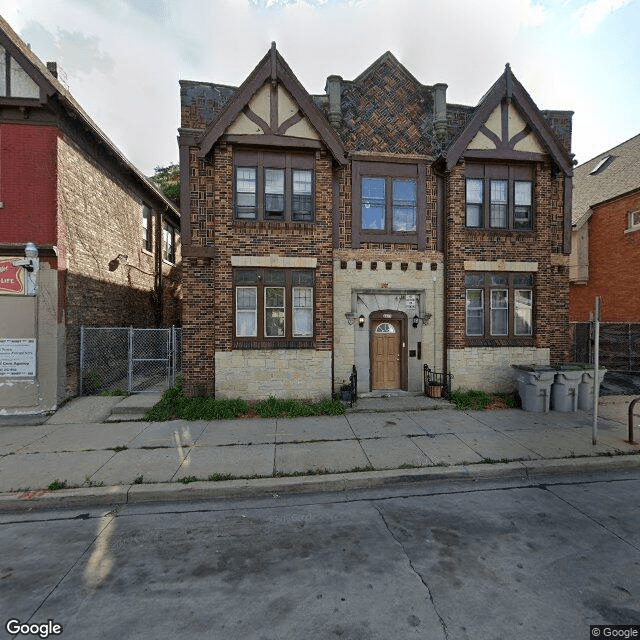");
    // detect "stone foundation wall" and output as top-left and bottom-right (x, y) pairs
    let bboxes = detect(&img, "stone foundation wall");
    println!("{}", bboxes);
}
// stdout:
(448, 346), (550, 392)
(215, 350), (332, 401)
